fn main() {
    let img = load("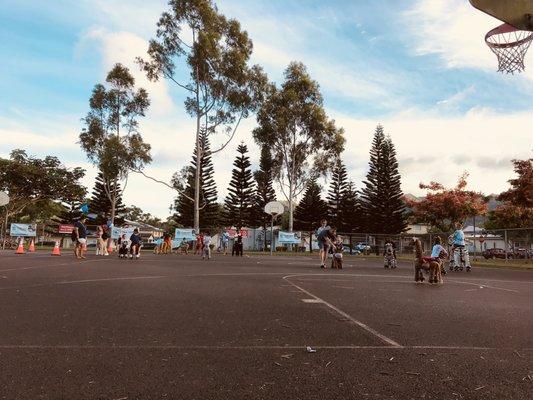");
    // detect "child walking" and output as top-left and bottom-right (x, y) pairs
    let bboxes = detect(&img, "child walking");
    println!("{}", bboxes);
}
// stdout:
(202, 232), (212, 260)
